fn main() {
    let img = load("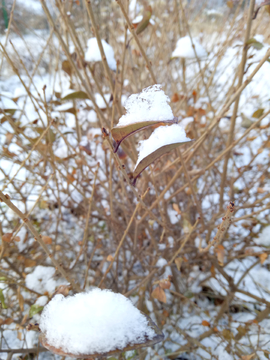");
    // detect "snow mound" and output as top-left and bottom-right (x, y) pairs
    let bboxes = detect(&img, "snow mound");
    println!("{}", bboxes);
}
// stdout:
(254, 226), (270, 247)
(39, 289), (156, 355)
(136, 123), (191, 167)
(85, 38), (116, 71)
(25, 266), (57, 294)
(117, 84), (174, 127)
(172, 36), (207, 59)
